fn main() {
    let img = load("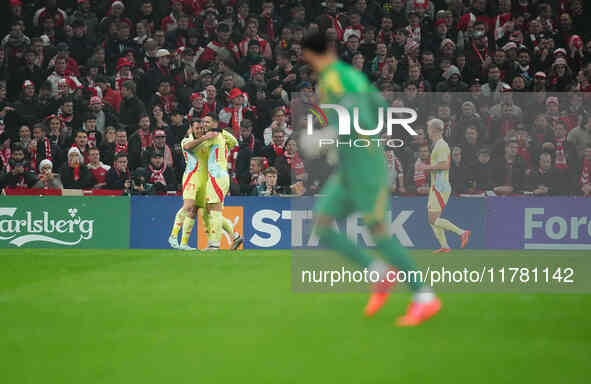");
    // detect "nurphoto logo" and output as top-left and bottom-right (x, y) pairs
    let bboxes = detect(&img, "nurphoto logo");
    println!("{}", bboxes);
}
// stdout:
(305, 103), (418, 149)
